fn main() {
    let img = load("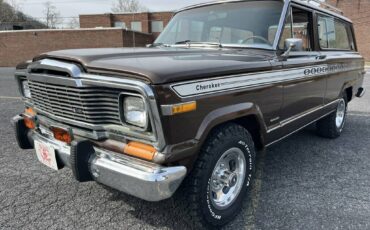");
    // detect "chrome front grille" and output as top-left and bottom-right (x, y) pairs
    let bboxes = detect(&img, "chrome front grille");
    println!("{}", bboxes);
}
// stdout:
(29, 80), (122, 125)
